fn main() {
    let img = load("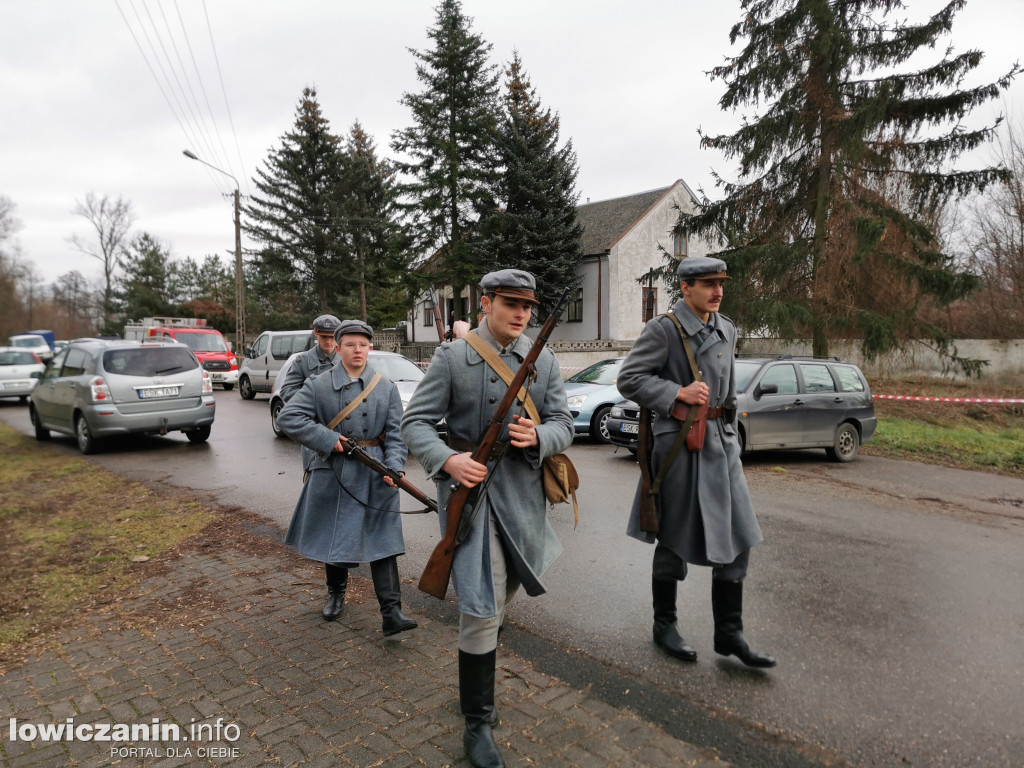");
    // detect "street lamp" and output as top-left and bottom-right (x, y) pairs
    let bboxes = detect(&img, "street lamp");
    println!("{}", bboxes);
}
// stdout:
(182, 149), (245, 352)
